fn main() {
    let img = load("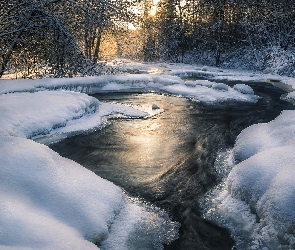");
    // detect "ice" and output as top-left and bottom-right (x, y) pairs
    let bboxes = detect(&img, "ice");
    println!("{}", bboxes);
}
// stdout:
(0, 74), (182, 95)
(109, 58), (295, 92)
(100, 198), (179, 250)
(211, 82), (229, 91)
